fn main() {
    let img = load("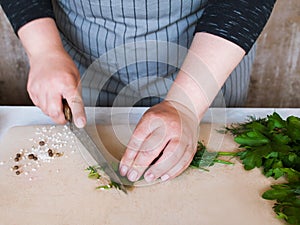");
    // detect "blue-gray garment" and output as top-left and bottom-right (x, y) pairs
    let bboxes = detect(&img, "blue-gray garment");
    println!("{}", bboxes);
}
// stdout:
(52, 0), (255, 107)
